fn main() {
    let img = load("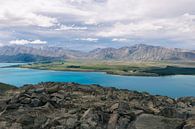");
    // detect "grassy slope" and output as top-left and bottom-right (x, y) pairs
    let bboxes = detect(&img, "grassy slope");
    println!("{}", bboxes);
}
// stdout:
(0, 83), (17, 92)
(20, 60), (195, 76)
